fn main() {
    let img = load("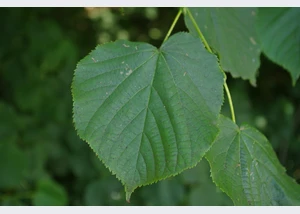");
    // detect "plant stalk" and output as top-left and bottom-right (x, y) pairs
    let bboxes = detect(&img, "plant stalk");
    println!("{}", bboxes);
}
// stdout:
(185, 7), (236, 123)
(224, 82), (236, 123)
(163, 9), (182, 43)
